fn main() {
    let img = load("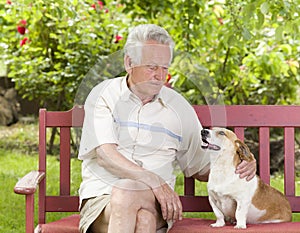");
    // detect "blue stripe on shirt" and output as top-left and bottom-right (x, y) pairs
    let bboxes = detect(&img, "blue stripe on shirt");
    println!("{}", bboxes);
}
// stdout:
(114, 119), (182, 142)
